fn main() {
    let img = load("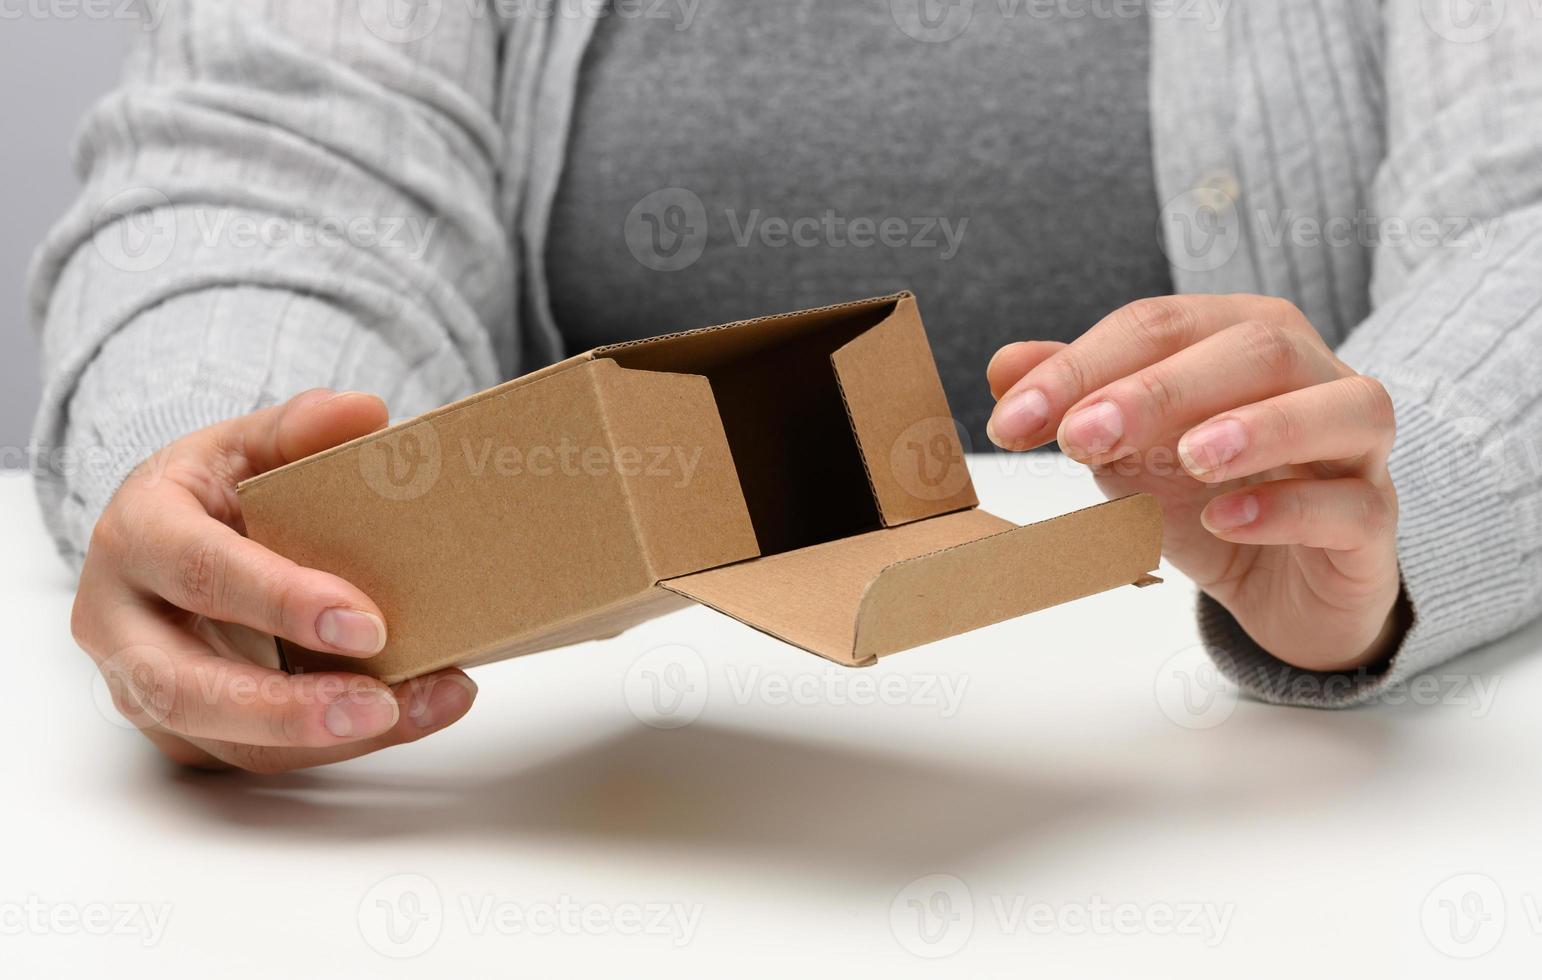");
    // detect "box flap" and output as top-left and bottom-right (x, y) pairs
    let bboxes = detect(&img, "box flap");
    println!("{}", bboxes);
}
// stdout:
(662, 495), (1162, 666)
(830, 294), (978, 526)
(588, 359), (760, 581)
